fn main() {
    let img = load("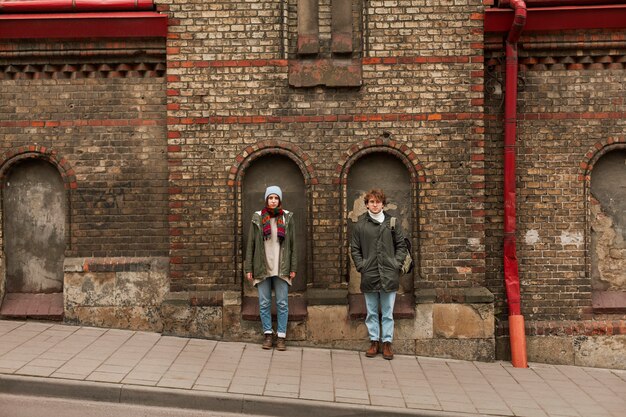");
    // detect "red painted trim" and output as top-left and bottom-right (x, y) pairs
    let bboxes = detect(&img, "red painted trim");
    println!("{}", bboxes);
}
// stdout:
(0, 12), (166, 39)
(166, 112), (483, 126)
(499, 0), (626, 7)
(485, 5), (626, 32)
(0, 0), (154, 13)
